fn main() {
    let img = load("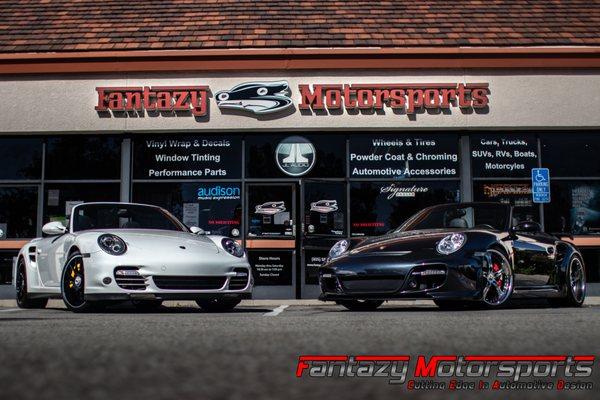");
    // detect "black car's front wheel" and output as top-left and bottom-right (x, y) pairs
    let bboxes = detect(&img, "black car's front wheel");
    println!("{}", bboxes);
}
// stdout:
(337, 299), (384, 311)
(479, 249), (514, 309)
